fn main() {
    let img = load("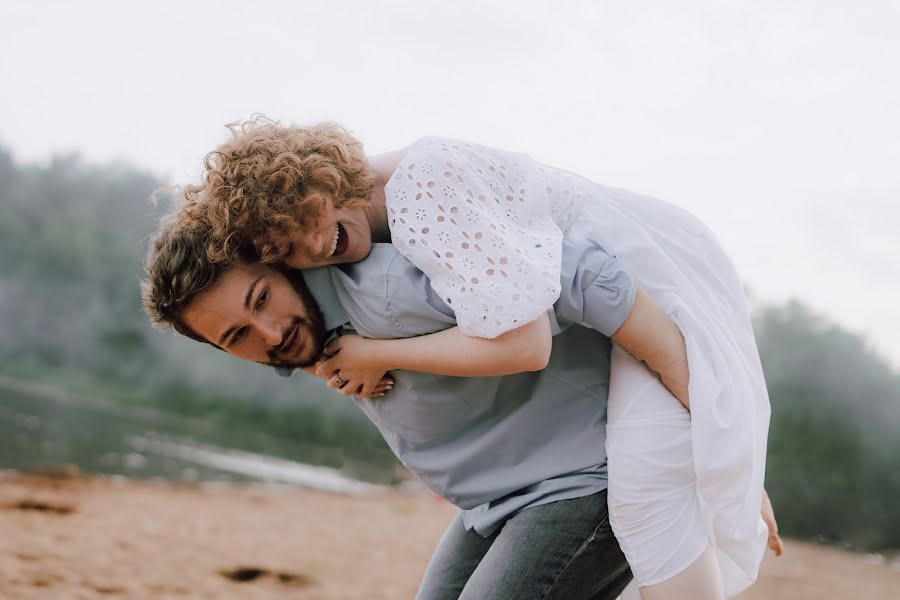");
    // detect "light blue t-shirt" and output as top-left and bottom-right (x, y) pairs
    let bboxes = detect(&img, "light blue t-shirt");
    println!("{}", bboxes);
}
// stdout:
(300, 237), (635, 536)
